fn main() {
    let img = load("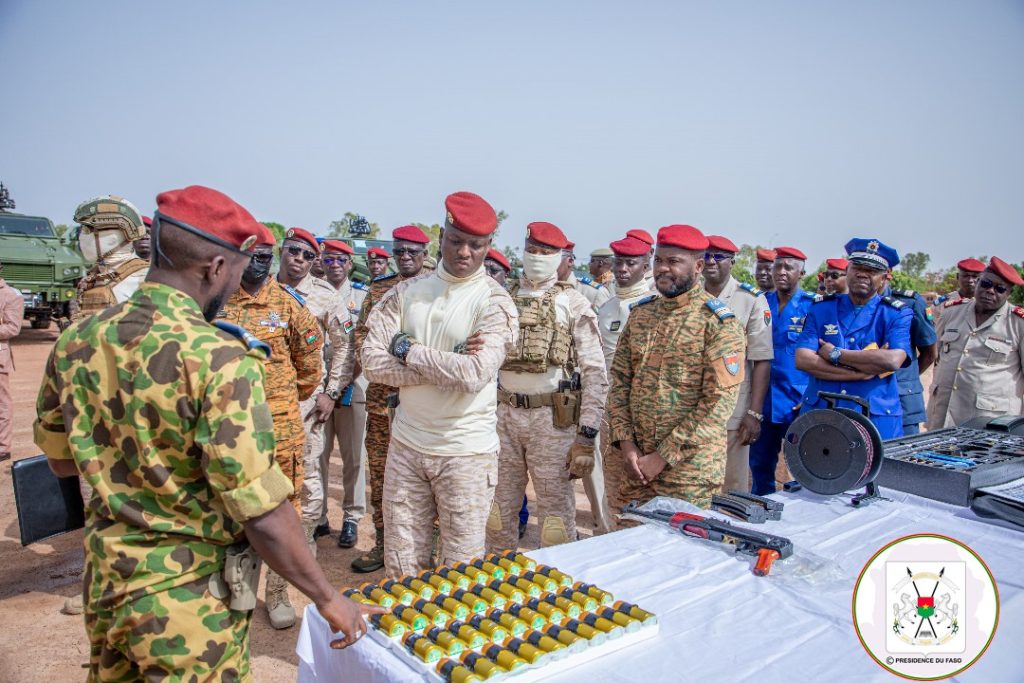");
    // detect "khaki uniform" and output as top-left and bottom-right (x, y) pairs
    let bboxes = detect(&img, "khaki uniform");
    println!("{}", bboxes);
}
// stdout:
(927, 298), (1024, 429)
(567, 272), (612, 312)
(714, 277), (773, 492)
(361, 269), (517, 577)
(0, 279), (24, 454)
(34, 282), (290, 681)
(73, 256), (149, 320)
(608, 287), (746, 509)
(486, 279), (608, 552)
(595, 282), (655, 530)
